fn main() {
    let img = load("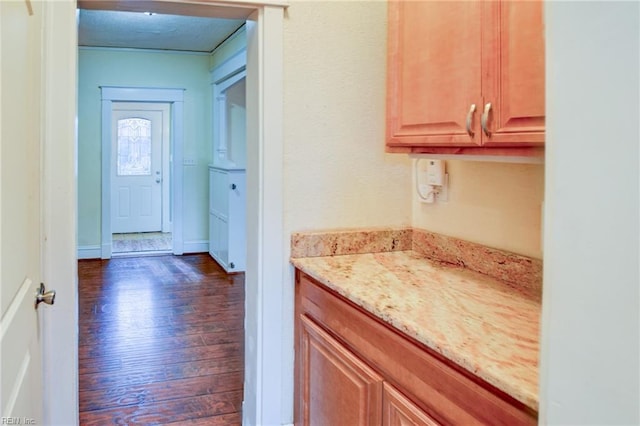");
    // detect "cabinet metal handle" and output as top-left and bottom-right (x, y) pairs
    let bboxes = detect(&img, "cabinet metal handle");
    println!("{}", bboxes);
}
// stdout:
(465, 104), (476, 137)
(481, 102), (492, 137)
(230, 183), (237, 190)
